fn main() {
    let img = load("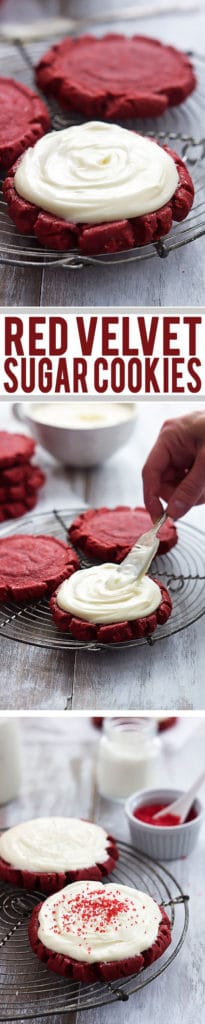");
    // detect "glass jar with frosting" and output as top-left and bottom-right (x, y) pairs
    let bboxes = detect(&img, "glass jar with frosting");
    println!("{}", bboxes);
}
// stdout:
(96, 718), (160, 801)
